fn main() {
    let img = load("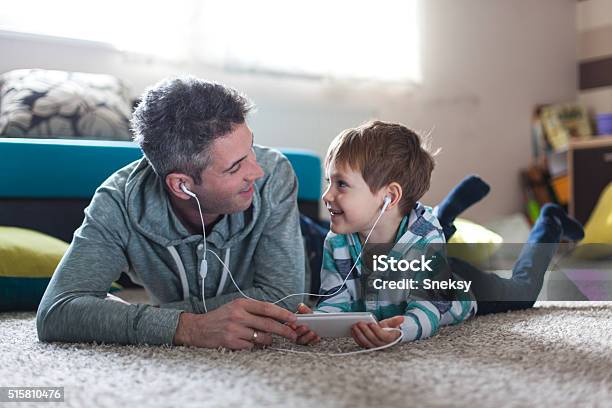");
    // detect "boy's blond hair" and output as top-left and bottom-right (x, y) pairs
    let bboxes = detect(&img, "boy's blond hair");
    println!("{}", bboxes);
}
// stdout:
(325, 120), (437, 215)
